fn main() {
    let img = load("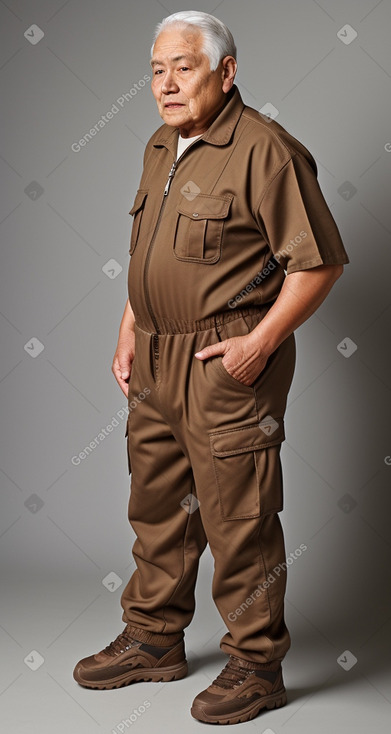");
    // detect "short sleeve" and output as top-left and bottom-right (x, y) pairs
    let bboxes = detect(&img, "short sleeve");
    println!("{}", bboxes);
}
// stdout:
(256, 152), (349, 274)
